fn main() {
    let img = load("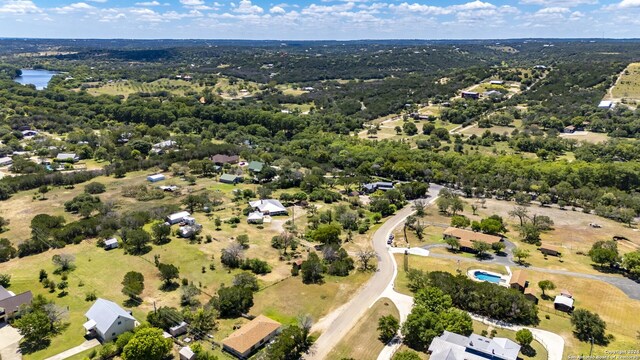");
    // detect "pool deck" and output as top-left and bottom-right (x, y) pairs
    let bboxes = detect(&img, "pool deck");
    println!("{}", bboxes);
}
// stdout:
(467, 268), (511, 287)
